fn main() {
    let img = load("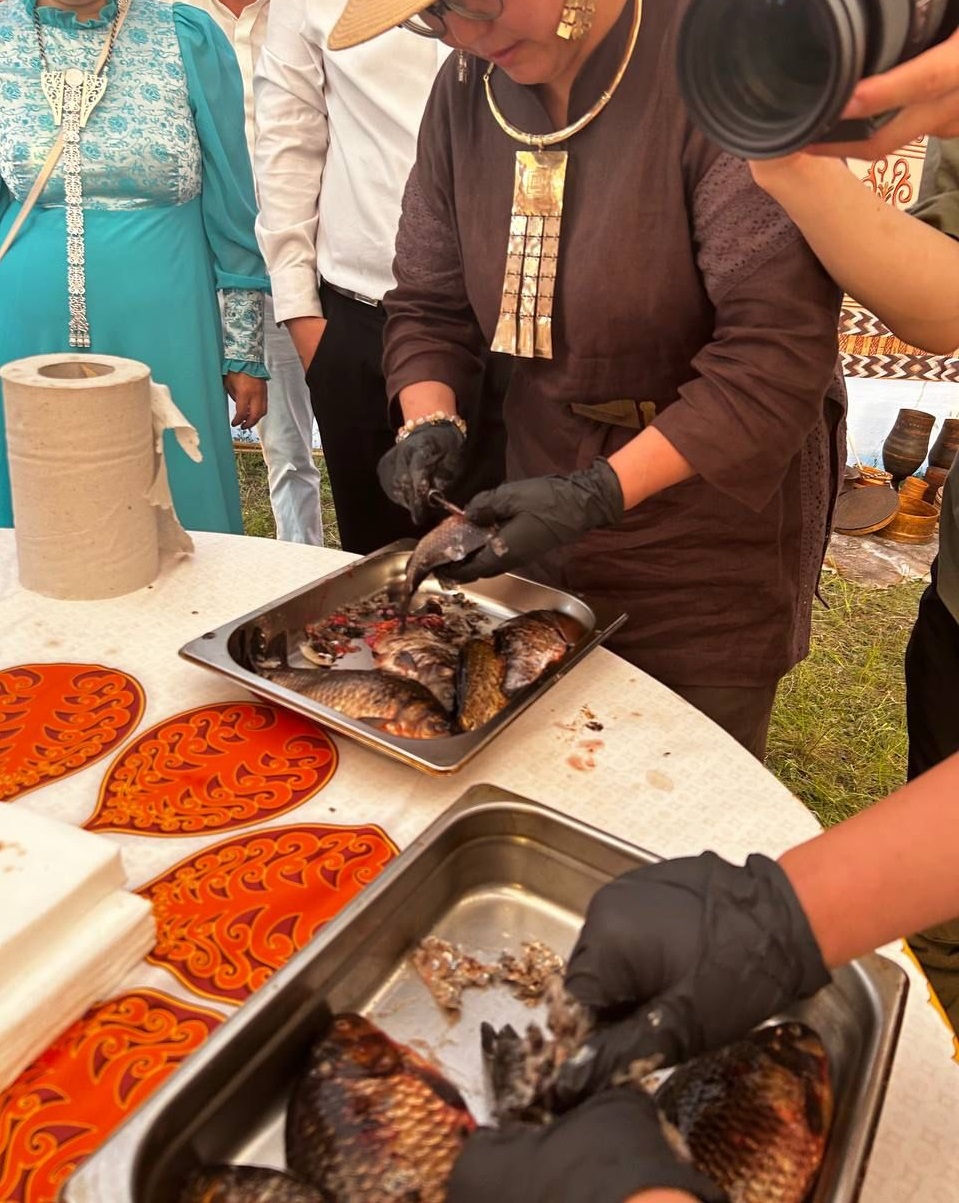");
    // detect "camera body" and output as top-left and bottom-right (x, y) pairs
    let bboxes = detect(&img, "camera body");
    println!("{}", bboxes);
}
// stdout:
(677, 0), (959, 158)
